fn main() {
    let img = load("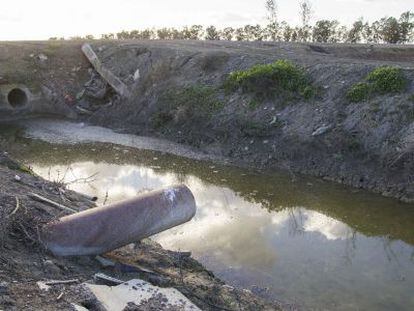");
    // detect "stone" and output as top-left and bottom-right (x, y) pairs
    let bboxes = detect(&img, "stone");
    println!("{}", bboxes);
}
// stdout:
(0, 281), (9, 294)
(312, 124), (333, 137)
